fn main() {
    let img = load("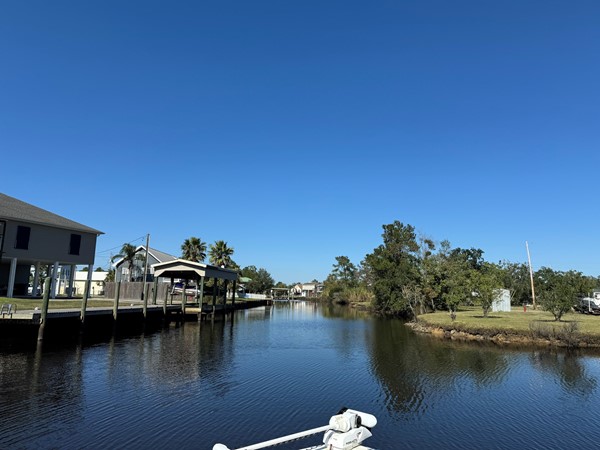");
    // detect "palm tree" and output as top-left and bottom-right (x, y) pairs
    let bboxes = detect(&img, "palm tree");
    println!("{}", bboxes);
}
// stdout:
(111, 243), (141, 282)
(181, 237), (207, 262)
(209, 240), (234, 268)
